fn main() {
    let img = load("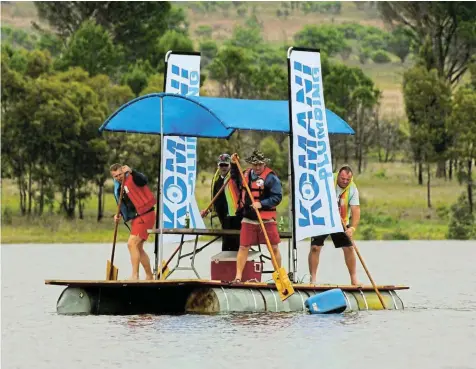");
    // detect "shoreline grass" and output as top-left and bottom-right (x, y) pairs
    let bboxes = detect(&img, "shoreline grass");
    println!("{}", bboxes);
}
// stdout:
(1, 161), (468, 244)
